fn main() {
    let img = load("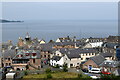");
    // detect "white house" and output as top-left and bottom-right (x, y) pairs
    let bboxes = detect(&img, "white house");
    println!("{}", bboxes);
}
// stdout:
(50, 56), (64, 66)
(39, 39), (46, 44)
(83, 42), (103, 48)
